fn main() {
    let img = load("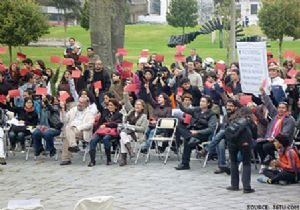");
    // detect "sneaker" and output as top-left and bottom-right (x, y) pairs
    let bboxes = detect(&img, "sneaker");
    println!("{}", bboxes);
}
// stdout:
(259, 165), (266, 174)
(50, 149), (57, 157)
(21, 145), (26, 153)
(257, 176), (268, 183)
(175, 163), (190, 170)
(0, 157), (6, 165)
(226, 186), (239, 191)
(140, 148), (148, 154)
(60, 160), (72, 166)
